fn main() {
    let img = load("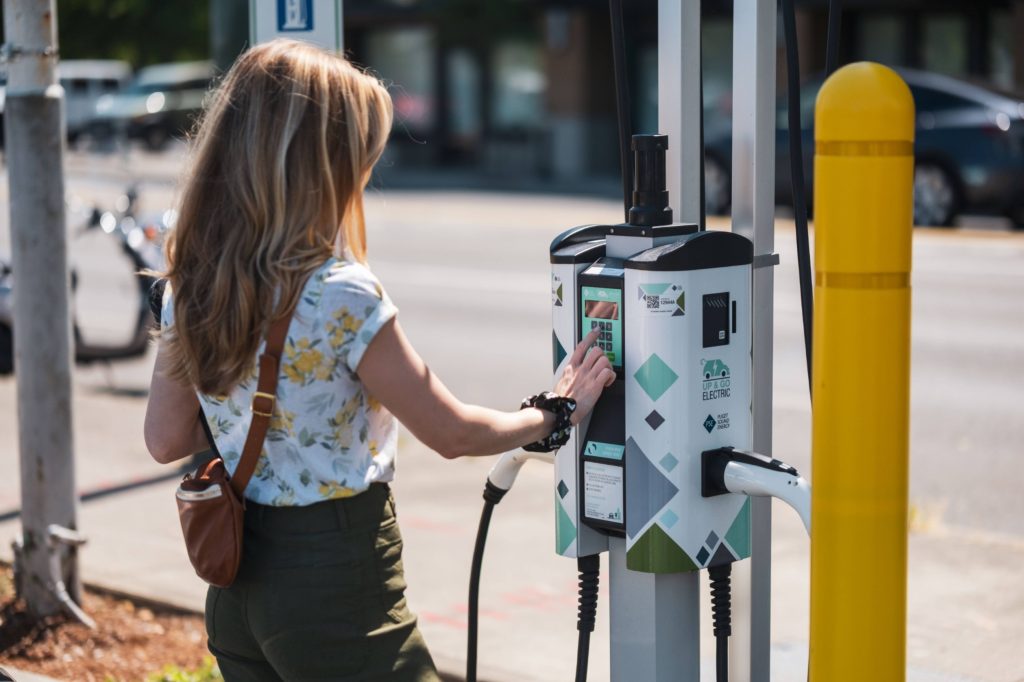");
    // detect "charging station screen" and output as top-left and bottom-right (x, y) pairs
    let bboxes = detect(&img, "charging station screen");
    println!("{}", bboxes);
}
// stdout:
(581, 285), (623, 368)
(585, 300), (619, 320)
